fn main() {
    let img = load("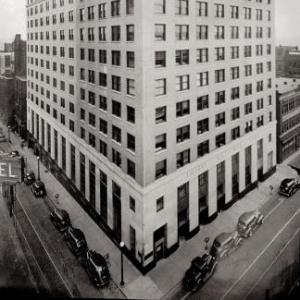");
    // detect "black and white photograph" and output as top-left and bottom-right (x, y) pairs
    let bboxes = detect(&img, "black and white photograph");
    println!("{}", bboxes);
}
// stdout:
(0, 0), (299, 299)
